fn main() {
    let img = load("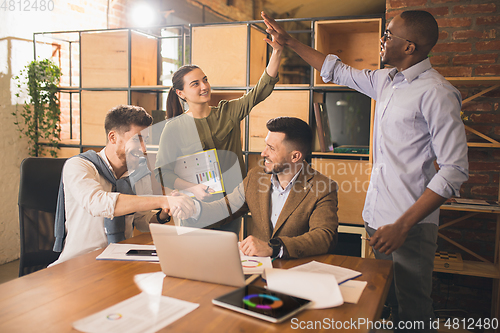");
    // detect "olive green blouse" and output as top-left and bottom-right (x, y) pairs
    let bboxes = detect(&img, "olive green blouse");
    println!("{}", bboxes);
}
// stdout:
(154, 70), (279, 192)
